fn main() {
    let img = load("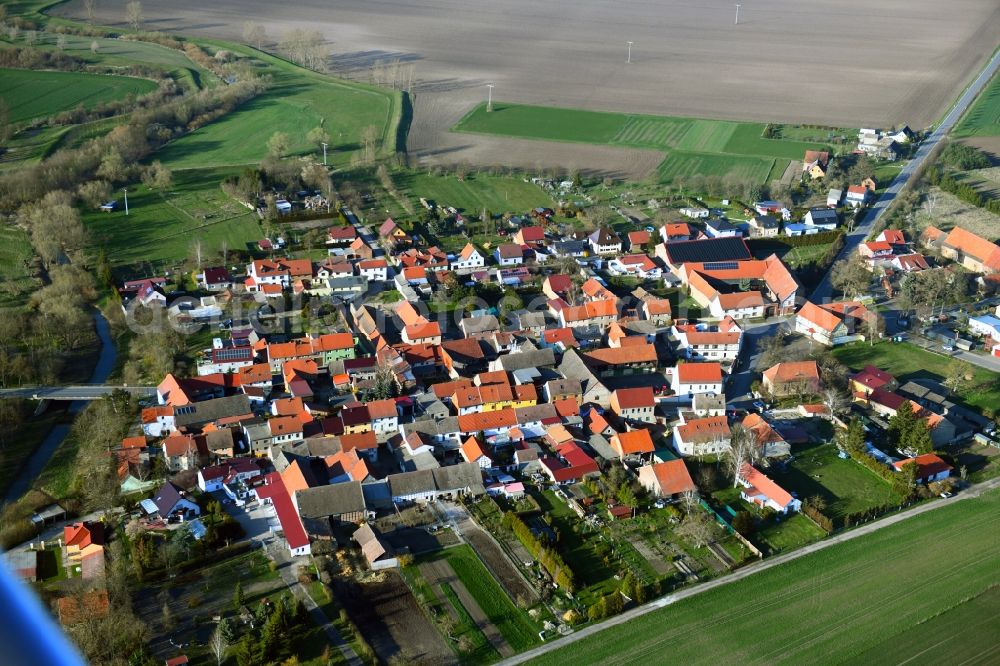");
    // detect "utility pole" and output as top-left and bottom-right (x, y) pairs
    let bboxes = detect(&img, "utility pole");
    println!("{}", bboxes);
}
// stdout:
(486, 83), (495, 112)
(735, 4), (741, 25)
(123, 188), (129, 216)
(321, 142), (328, 165)
(627, 41), (633, 64)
